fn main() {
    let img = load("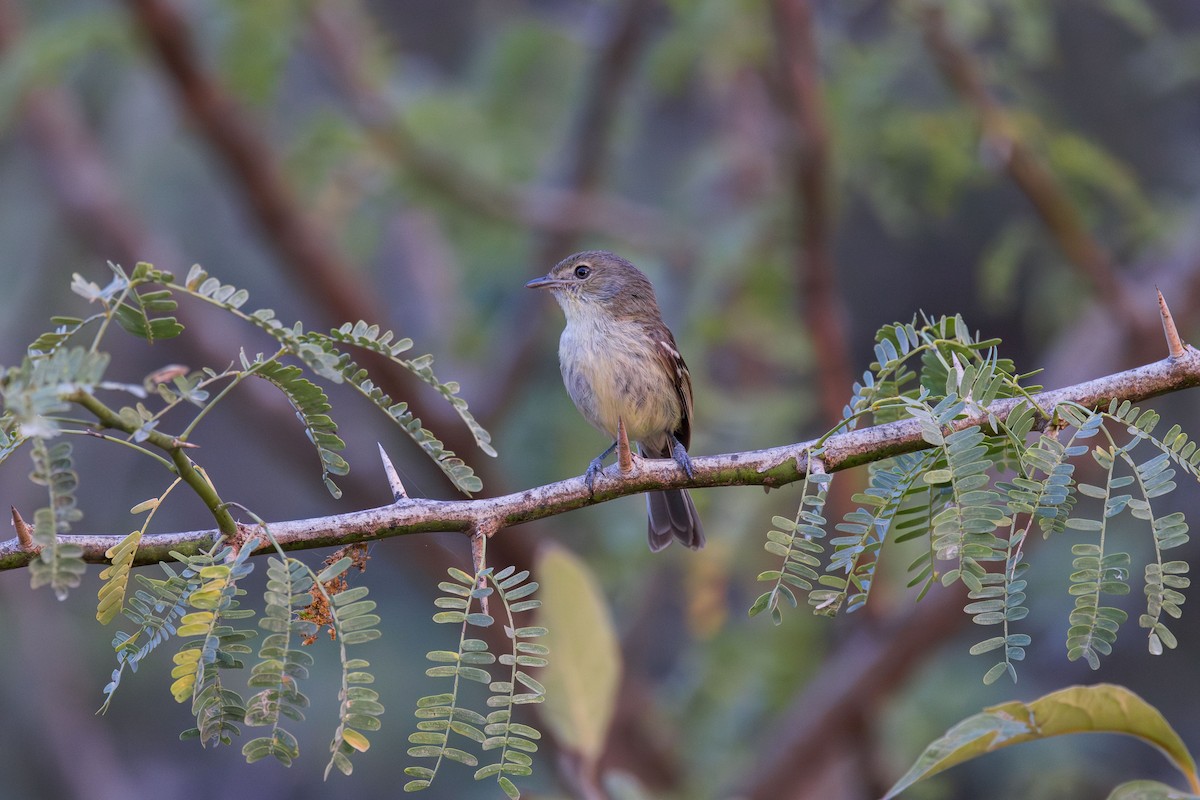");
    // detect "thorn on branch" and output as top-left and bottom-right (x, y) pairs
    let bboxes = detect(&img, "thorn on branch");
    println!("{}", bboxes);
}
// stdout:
(377, 443), (409, 501)
(617, 416), (633, 474)
(1159, 287), (1186, 359)
(11, 506), (35, 552)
